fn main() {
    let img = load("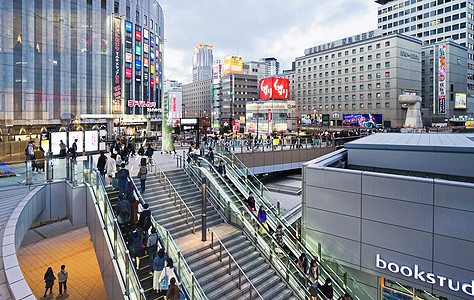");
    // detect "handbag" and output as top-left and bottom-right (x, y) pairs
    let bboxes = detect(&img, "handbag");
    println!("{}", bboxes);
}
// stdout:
(137, 171), (141, 178)
(160, 268), (169, 290)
